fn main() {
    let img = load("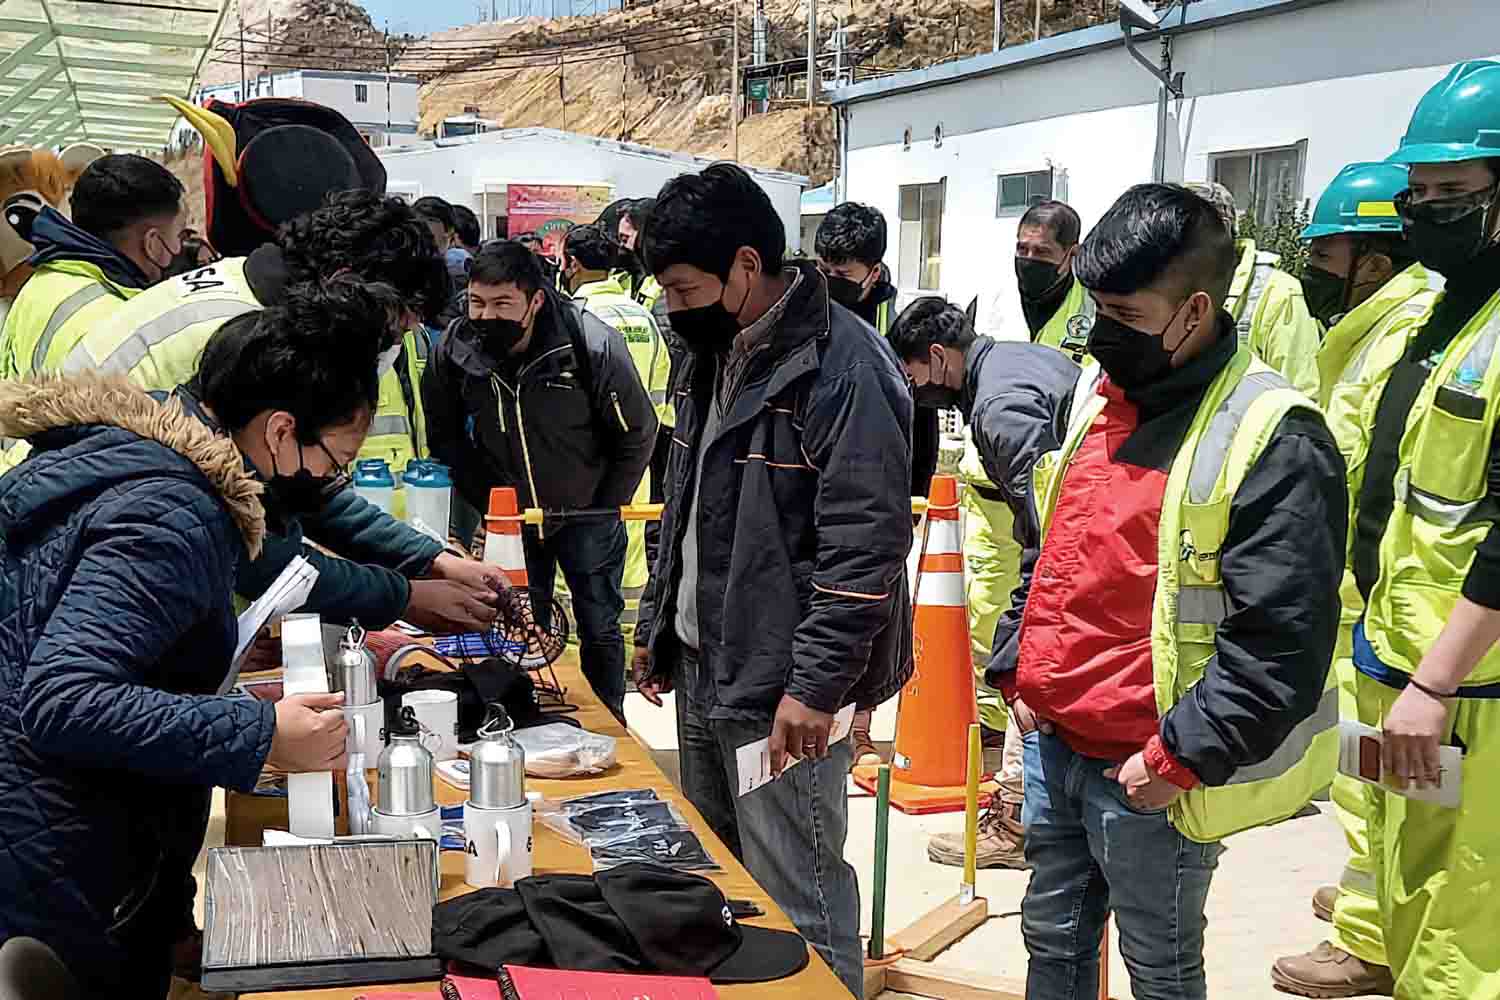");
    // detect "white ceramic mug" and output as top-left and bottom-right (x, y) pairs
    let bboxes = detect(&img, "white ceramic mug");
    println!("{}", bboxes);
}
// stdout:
(464, 799), (533, 888)
(370, 806), (440, 841)
(402, 690), (460, 761)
